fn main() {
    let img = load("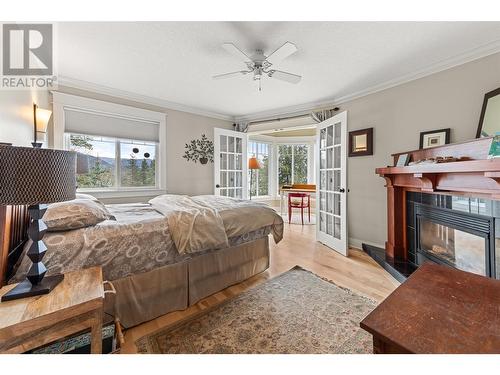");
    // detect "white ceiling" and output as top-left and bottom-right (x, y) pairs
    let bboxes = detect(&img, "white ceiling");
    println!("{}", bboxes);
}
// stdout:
(57, 22), (500, 120)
